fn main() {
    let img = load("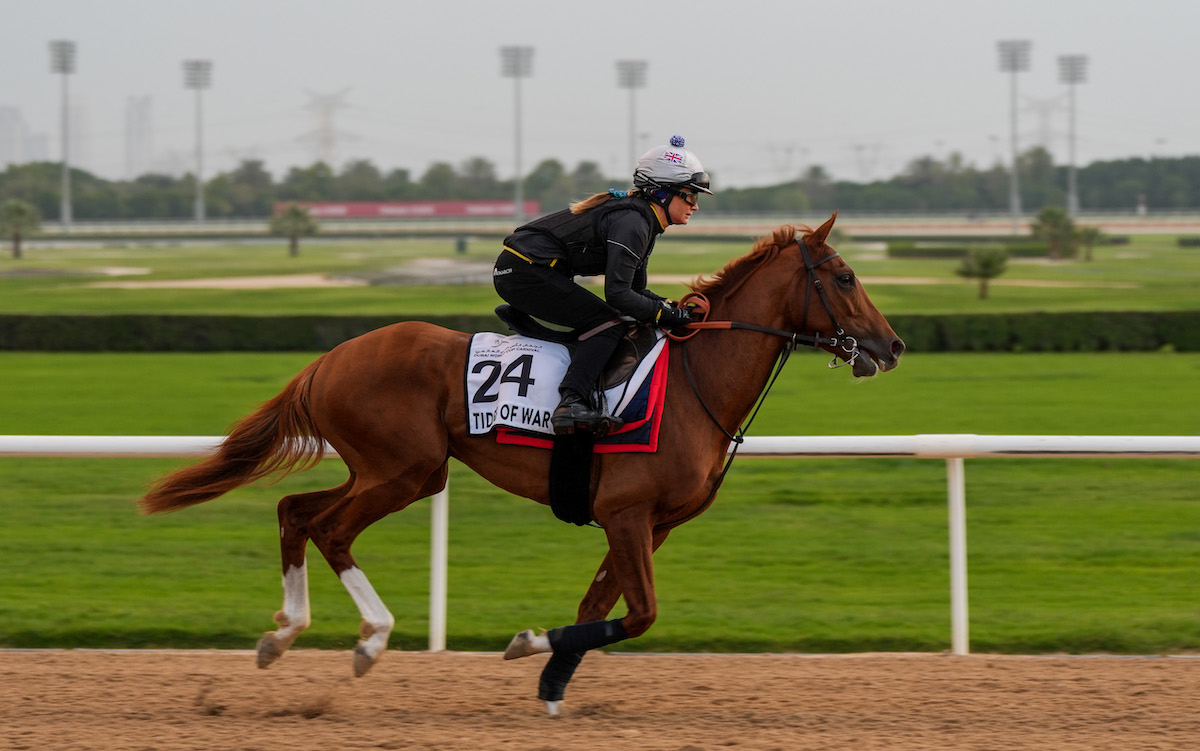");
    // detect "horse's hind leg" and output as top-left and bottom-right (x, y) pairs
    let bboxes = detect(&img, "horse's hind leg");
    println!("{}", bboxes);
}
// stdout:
(256, 479), (353, 669)
(310, 463), (448, 677)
